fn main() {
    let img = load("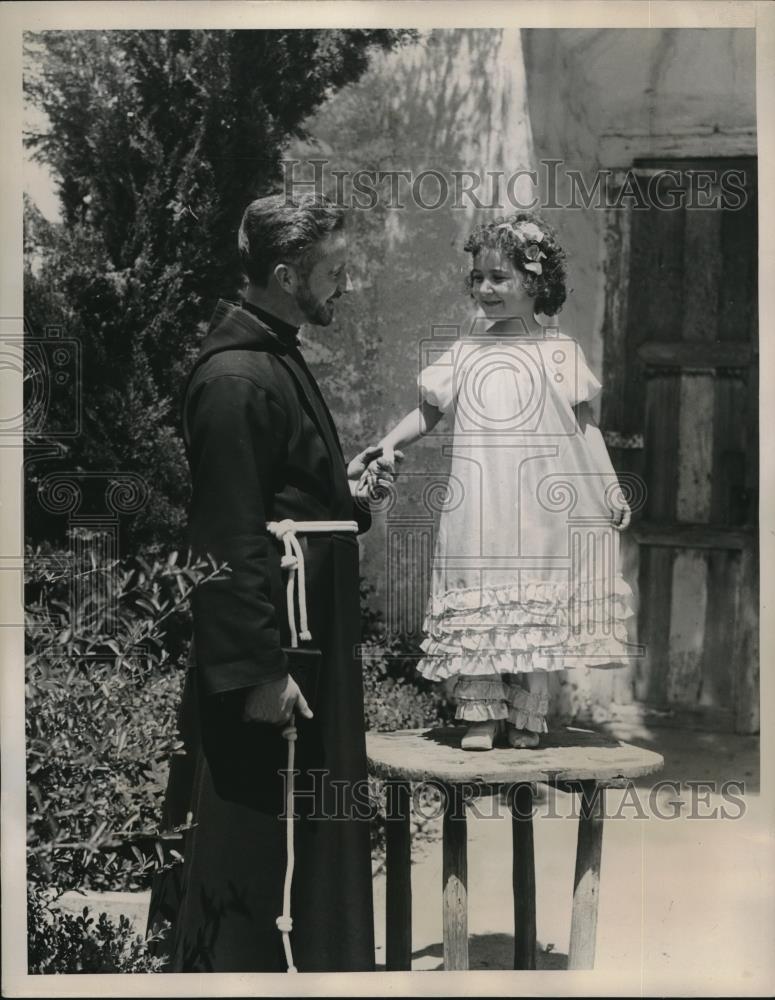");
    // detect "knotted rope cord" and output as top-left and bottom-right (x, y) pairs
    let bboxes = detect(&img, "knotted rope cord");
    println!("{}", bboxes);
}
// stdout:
(266, 518), (359, 973)
(277, 717), (298, 972)
(266, 520), (358, 648)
